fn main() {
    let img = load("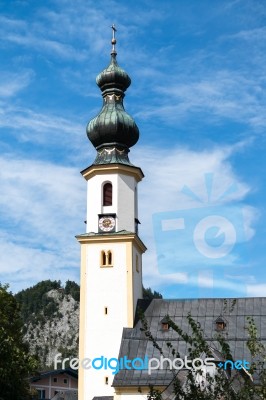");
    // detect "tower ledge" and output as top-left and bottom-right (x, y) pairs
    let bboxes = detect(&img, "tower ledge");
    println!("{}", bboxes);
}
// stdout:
(76, 230), (147, 254)
(81, 162), (144, 182)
